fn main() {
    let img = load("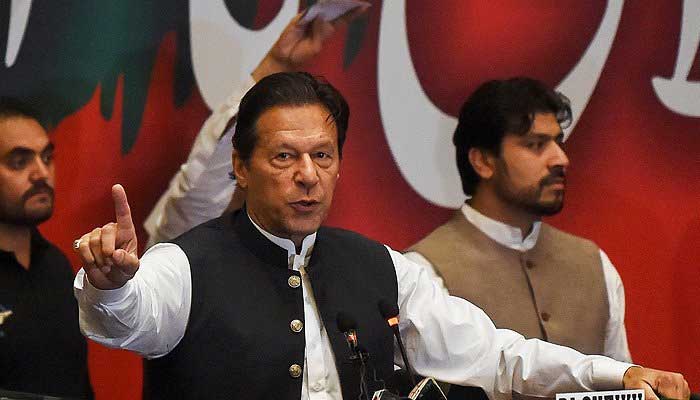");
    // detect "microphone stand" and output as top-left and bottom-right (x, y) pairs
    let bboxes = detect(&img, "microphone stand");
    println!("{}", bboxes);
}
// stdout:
(352, 347), (372, 400)
(337, 312), (374, 400)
